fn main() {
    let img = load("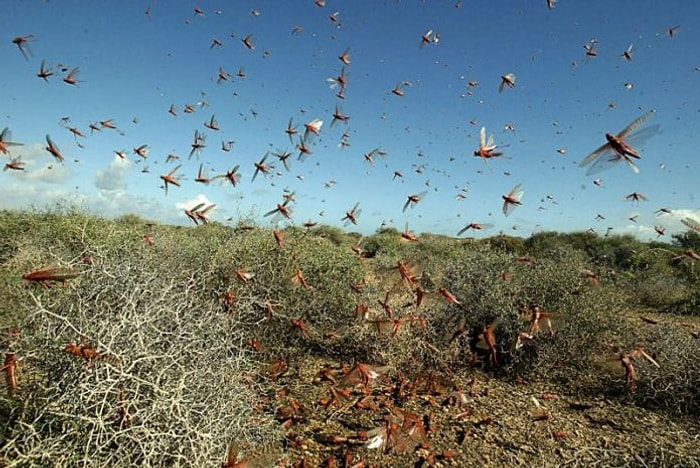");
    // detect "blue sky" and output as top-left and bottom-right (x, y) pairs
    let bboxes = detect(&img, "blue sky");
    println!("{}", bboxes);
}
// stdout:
(1, 0), (698, 240)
